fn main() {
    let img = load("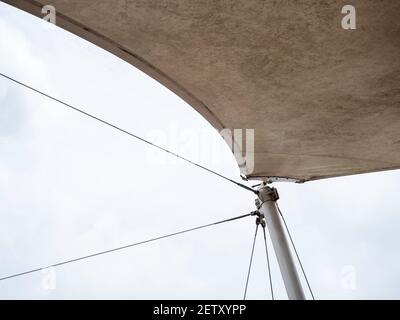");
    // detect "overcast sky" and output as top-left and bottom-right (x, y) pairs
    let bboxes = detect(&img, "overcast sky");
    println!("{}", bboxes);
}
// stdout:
(1, 2), (400, 300)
